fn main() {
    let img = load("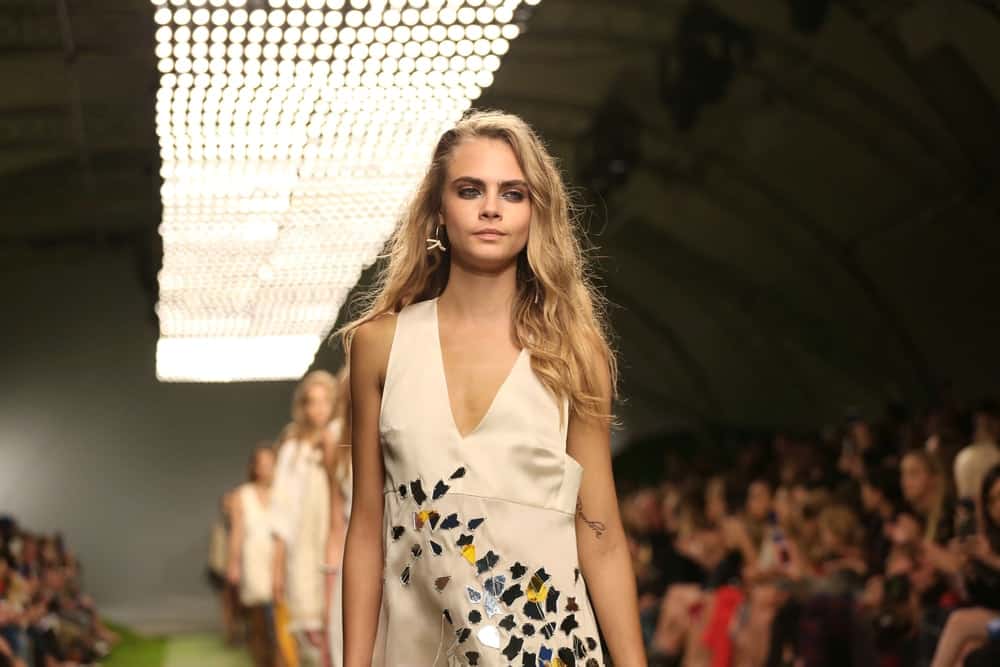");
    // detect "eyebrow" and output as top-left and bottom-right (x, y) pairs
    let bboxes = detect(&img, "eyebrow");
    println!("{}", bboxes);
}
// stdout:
(451, 176), (529, 190)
